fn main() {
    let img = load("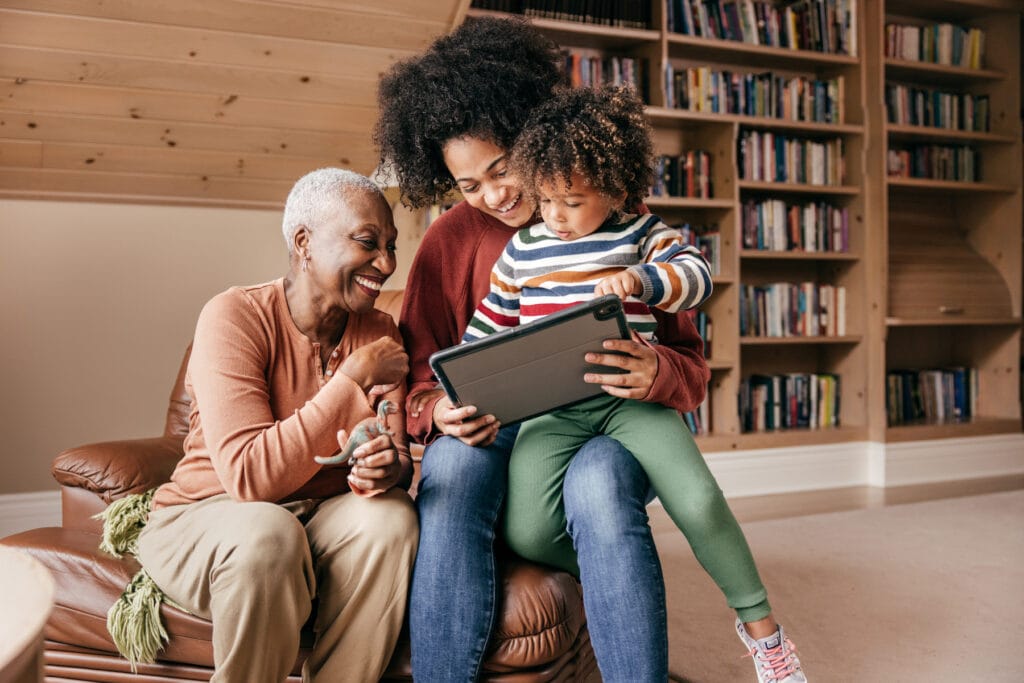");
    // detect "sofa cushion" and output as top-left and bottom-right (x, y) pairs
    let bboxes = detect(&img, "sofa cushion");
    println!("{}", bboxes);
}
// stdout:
(1, 527), (587, 674)
(1, 527), (224, 668)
